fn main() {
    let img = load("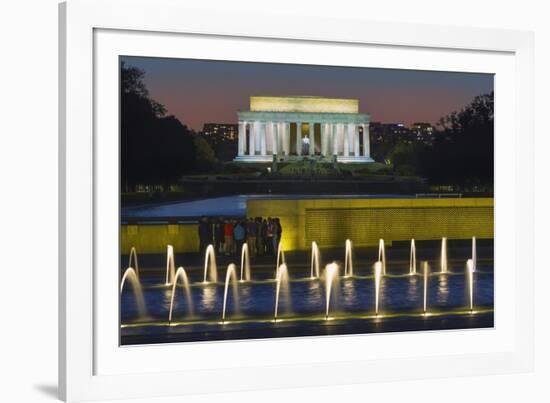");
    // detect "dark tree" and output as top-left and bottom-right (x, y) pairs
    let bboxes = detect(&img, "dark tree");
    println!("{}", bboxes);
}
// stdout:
(203, 136), (238, 163)
(120, 62), (215, 191)
(389, 142), (426, 176)
(420, 92), (494, 190)
(120, 63), (166, 118)
(193, 135), (217, 172)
